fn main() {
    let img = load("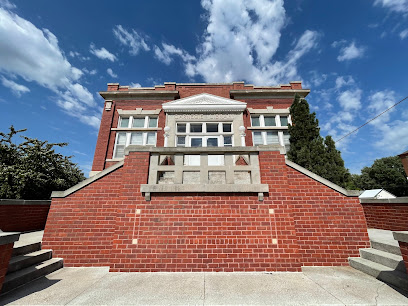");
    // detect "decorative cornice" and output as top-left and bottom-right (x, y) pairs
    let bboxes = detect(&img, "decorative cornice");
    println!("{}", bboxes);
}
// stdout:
(230, 89), (310, 99)
(163, 93), (246, 113)
(100, 90), (179, 100)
